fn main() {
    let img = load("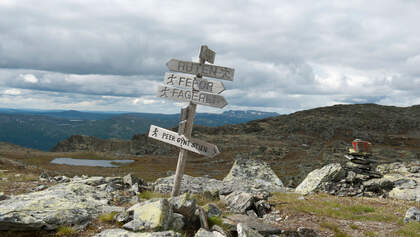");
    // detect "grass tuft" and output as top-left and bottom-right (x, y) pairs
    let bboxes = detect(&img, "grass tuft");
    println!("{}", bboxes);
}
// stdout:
(98, 212), (117, 223)
(56, 226), (78, 236)
(396, 222), (420, 237)
(138, 191), (169, 200)
(320, 222), (349, 237)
